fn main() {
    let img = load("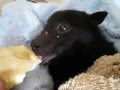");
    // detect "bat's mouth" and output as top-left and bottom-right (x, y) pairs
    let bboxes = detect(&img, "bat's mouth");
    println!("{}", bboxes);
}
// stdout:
(41, 55), (56, 62)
